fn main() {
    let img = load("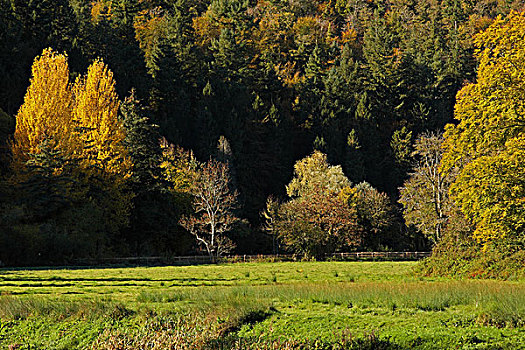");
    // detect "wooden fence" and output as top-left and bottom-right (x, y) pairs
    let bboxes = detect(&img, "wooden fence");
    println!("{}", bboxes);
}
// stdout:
(74, 251), (431, 266)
